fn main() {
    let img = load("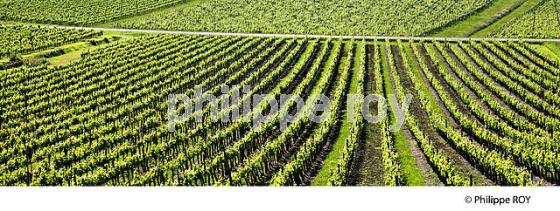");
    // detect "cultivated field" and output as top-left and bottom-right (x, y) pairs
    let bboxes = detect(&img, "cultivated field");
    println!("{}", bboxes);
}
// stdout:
(1, 0), (560, 187)
(493, 0), (560, 38)
(1, 31), (559, 185)
(0, 0), (185, 25)
(0, 25), (101, 57)
(112, 0), (495, 36)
